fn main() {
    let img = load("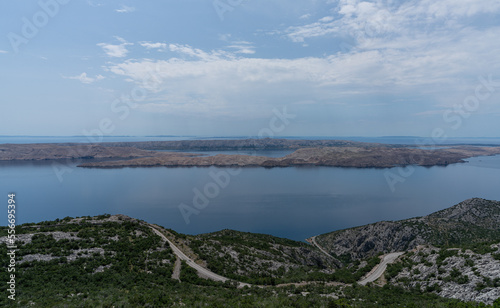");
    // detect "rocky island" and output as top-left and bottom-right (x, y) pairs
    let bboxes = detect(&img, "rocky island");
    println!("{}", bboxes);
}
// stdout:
(2, 139), (500, 169)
